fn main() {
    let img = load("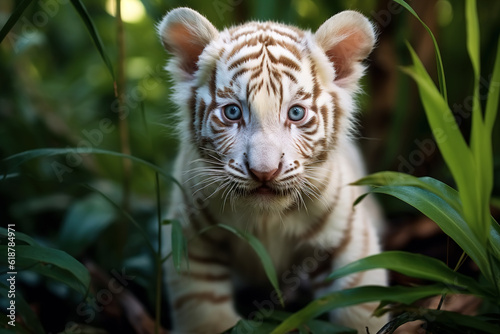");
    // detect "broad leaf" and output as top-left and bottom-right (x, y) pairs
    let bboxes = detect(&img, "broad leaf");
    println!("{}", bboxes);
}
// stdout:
(352, 172), (489, 278)
(270, 285), (451, 334)
(1, 245), (90, 296)
(0, 227), (37, 246)
(378, 306), (500, 334)
(327, 251), (491, 297)
(352, 172), (462, 213)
